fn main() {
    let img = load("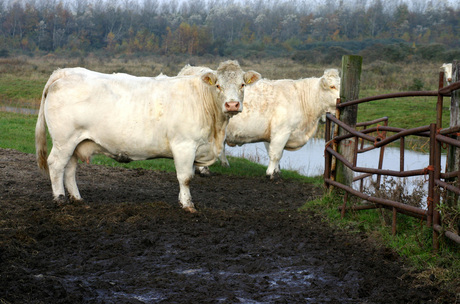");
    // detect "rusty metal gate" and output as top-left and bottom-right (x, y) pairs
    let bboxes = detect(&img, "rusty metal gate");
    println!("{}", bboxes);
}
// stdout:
(324, 71), (460, 250)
